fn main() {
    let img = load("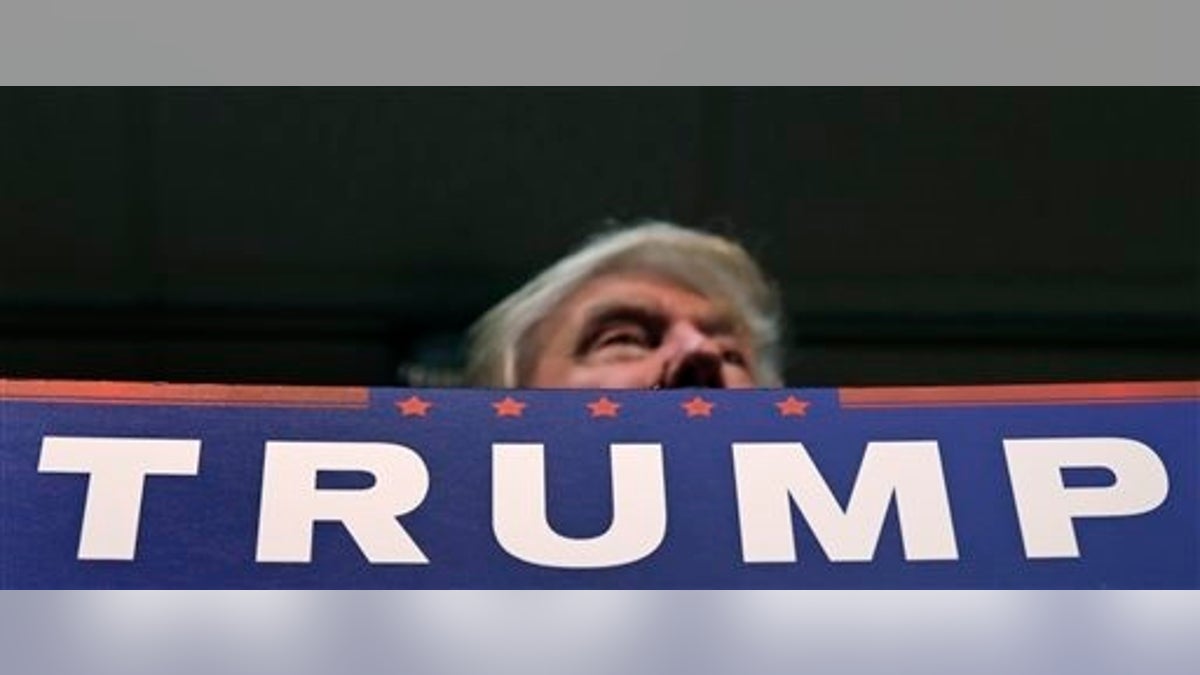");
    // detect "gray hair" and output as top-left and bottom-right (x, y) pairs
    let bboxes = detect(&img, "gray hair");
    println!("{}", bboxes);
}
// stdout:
(465, 221), (785, 387)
